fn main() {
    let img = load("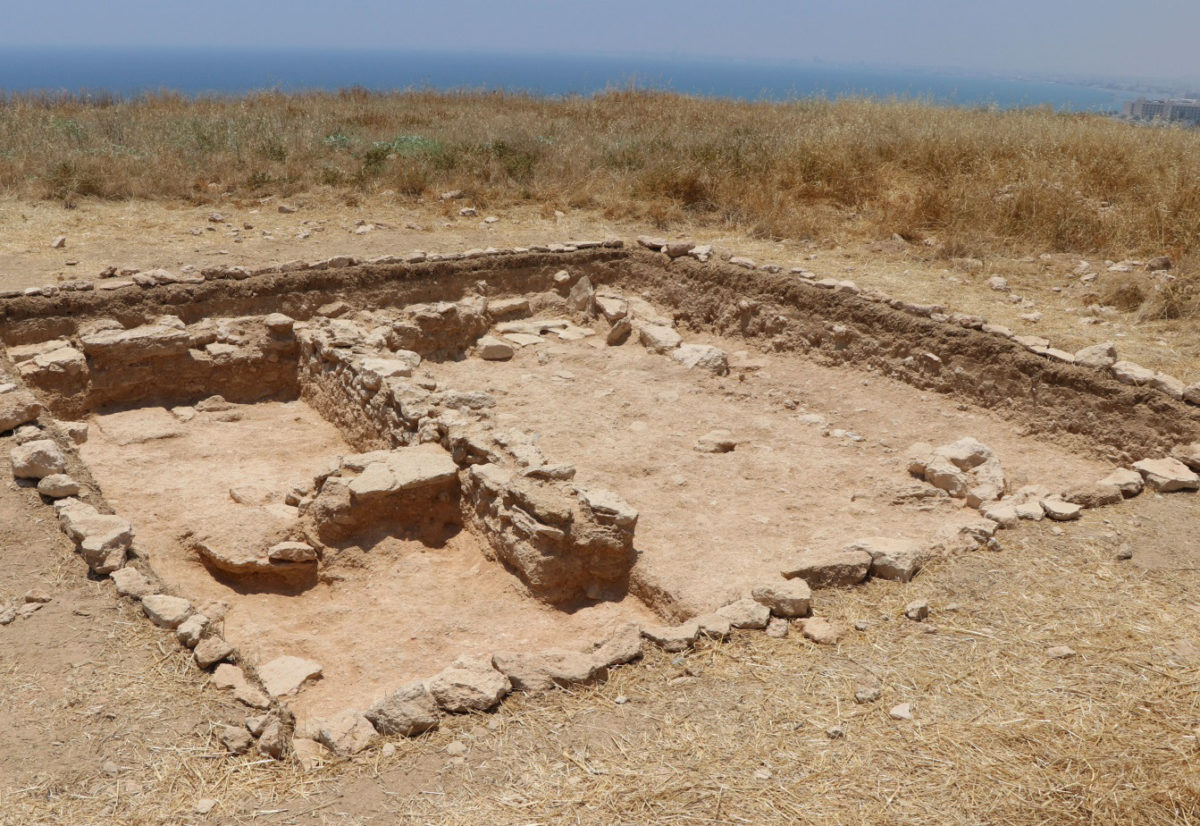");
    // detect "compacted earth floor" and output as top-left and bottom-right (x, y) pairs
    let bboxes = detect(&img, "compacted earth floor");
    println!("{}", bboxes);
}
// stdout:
(428, 315), (1114, 617)
(78, 399), (655, 723)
